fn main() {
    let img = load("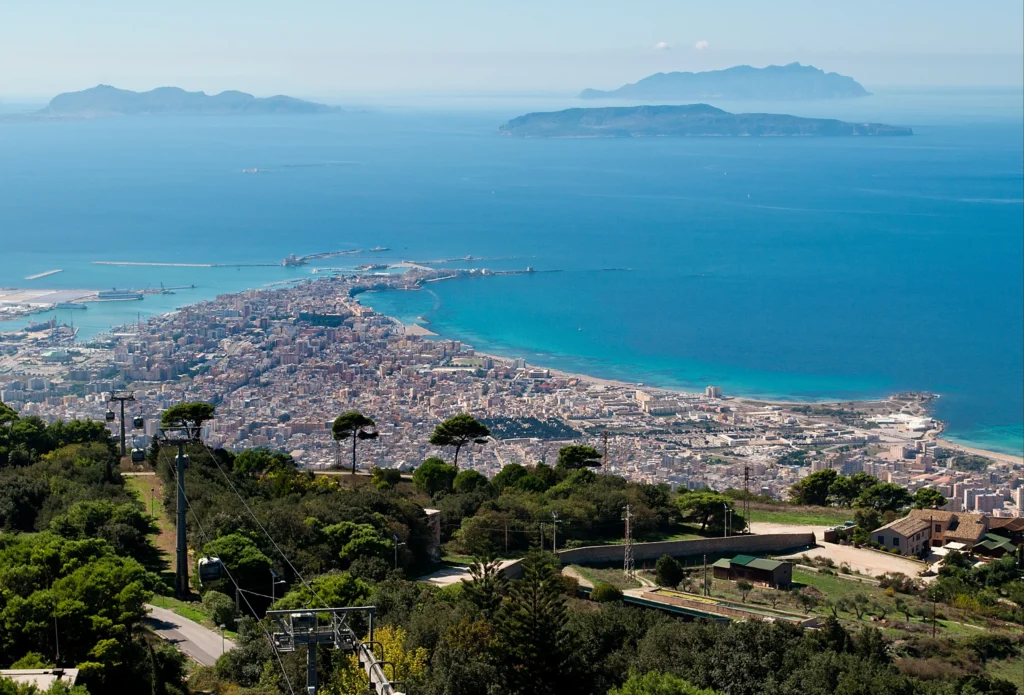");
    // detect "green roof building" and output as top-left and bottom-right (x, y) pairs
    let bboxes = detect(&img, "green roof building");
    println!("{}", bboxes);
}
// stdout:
(712, 554), (793, 589)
